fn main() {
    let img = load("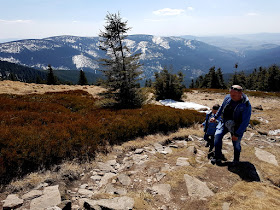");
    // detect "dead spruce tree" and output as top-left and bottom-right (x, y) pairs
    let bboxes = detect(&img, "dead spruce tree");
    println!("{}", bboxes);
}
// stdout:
(99, 12), (144, 108)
